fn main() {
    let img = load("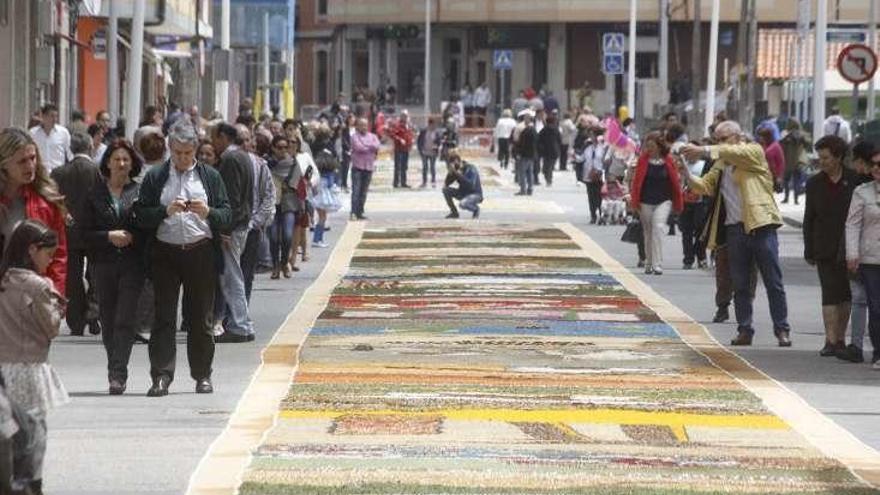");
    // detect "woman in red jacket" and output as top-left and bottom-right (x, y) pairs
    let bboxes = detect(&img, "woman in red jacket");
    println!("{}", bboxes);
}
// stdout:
(629, 131), (684, 275)
(0, 127), (68, 294)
